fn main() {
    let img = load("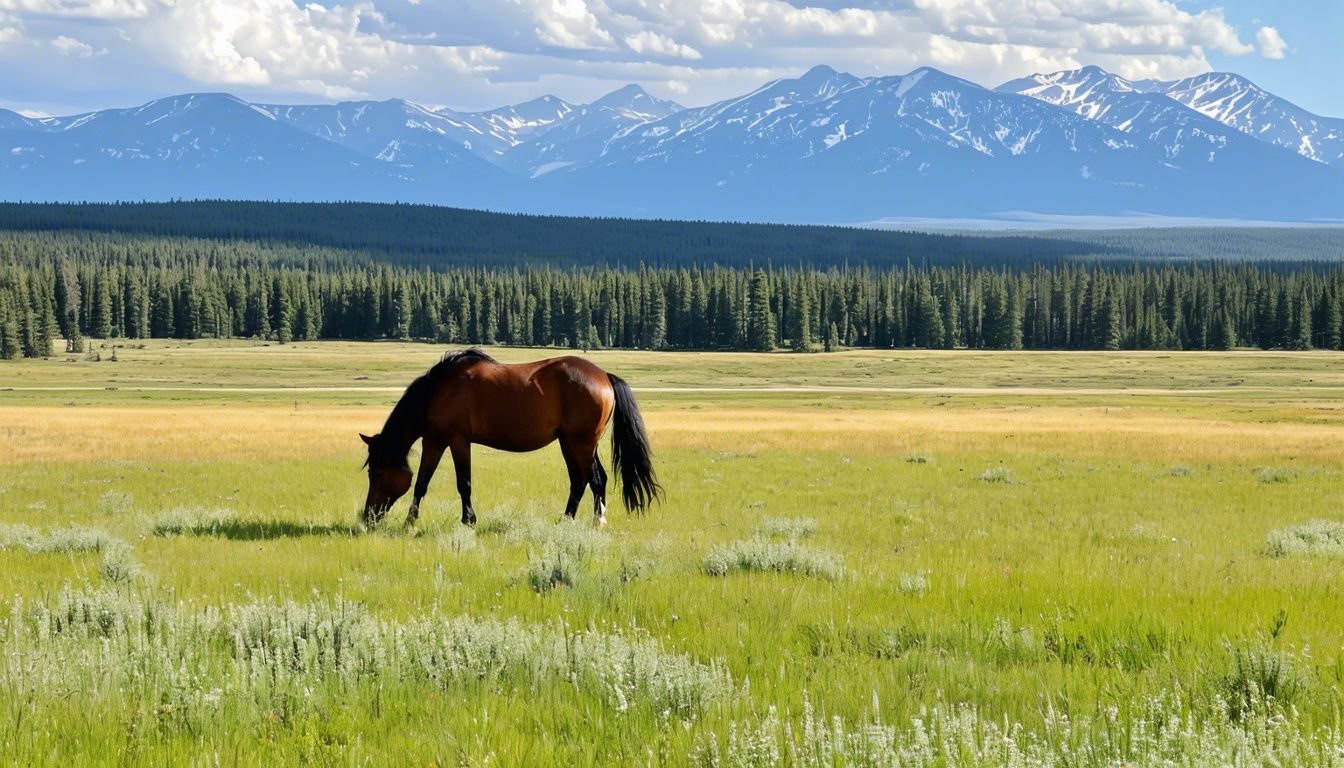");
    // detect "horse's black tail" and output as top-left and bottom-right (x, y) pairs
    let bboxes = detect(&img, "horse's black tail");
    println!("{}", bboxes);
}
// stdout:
(609, 374), (660, 512)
